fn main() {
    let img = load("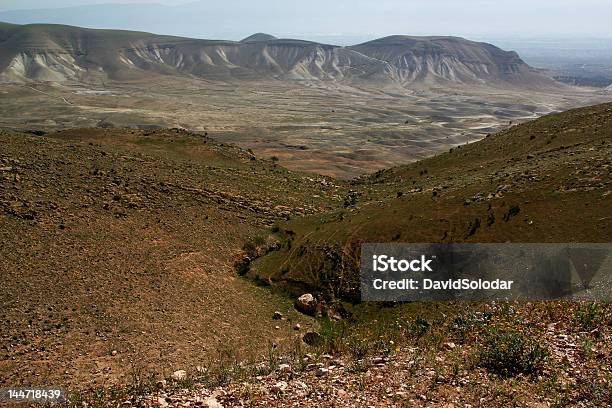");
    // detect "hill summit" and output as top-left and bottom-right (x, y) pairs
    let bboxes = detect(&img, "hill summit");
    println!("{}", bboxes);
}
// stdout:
(240, 33), (278, 42)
